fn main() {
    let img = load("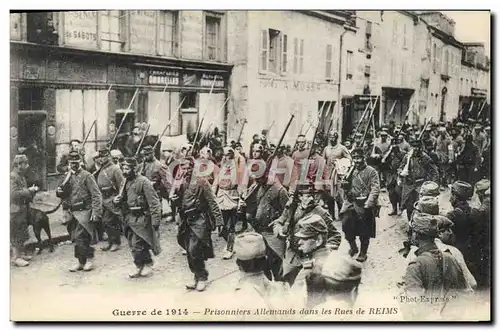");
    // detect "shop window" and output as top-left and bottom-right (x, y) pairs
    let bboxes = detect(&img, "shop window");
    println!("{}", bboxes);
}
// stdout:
(181, 92), (197, 110)
(26, 12), (58, 45)
(19, 87), (45, 110)
(205, 14), (221, 61)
